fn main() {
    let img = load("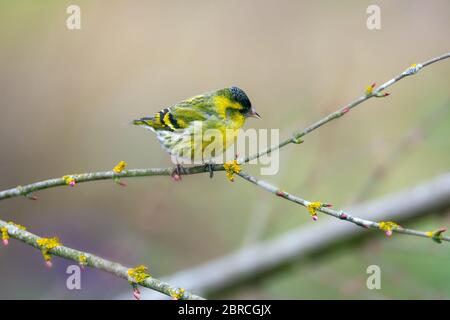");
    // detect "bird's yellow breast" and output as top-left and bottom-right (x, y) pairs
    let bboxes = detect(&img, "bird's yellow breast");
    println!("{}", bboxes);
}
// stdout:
(176, 96), (244, 161)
